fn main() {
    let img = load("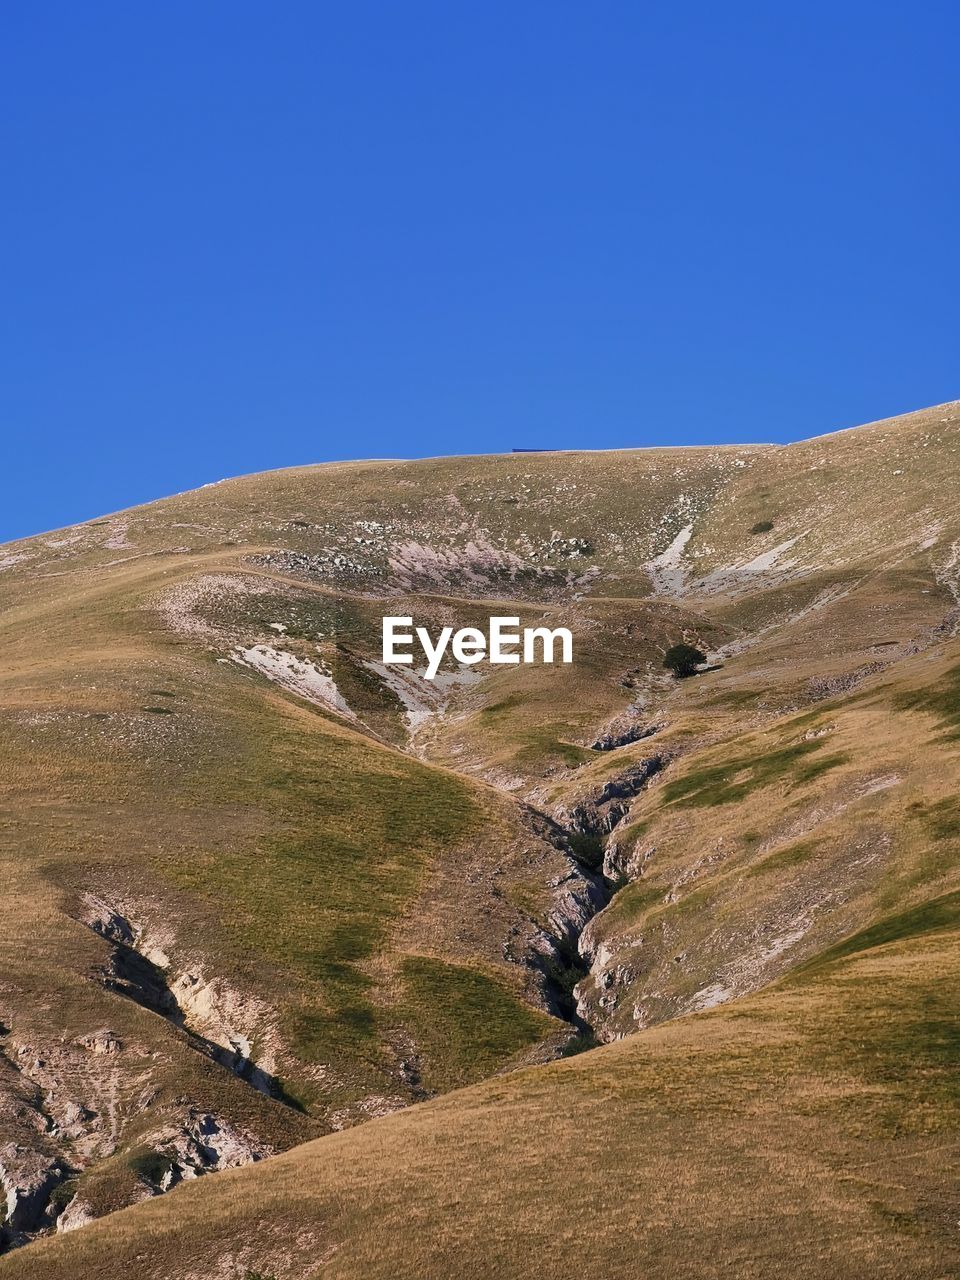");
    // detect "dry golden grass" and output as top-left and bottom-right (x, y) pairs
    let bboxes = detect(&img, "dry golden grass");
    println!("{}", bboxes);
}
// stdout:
(4, 918), (958, 1280)
(1, 401), (959, 1272)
